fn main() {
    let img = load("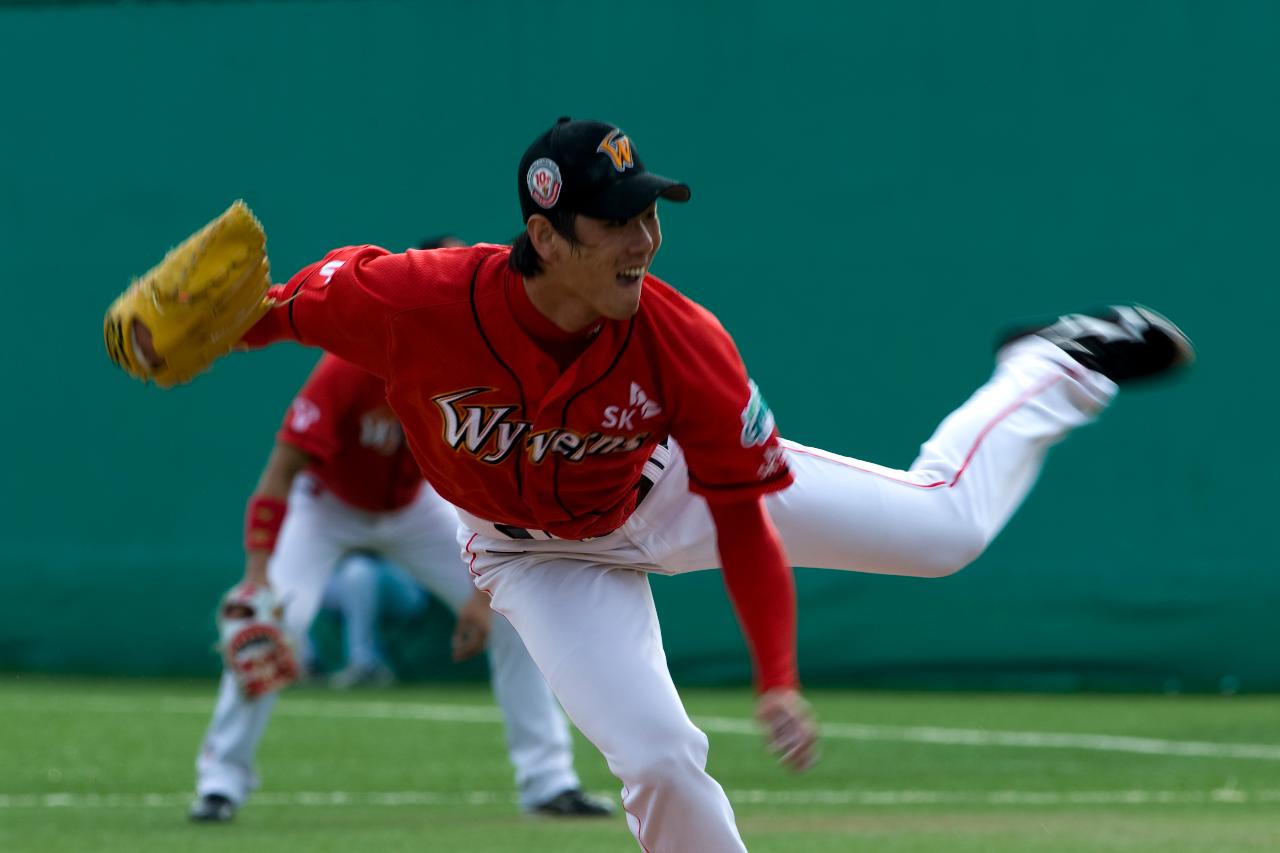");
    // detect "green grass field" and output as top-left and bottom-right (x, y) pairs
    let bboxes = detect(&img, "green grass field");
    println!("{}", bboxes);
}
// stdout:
(2, 677), (1277, 852)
